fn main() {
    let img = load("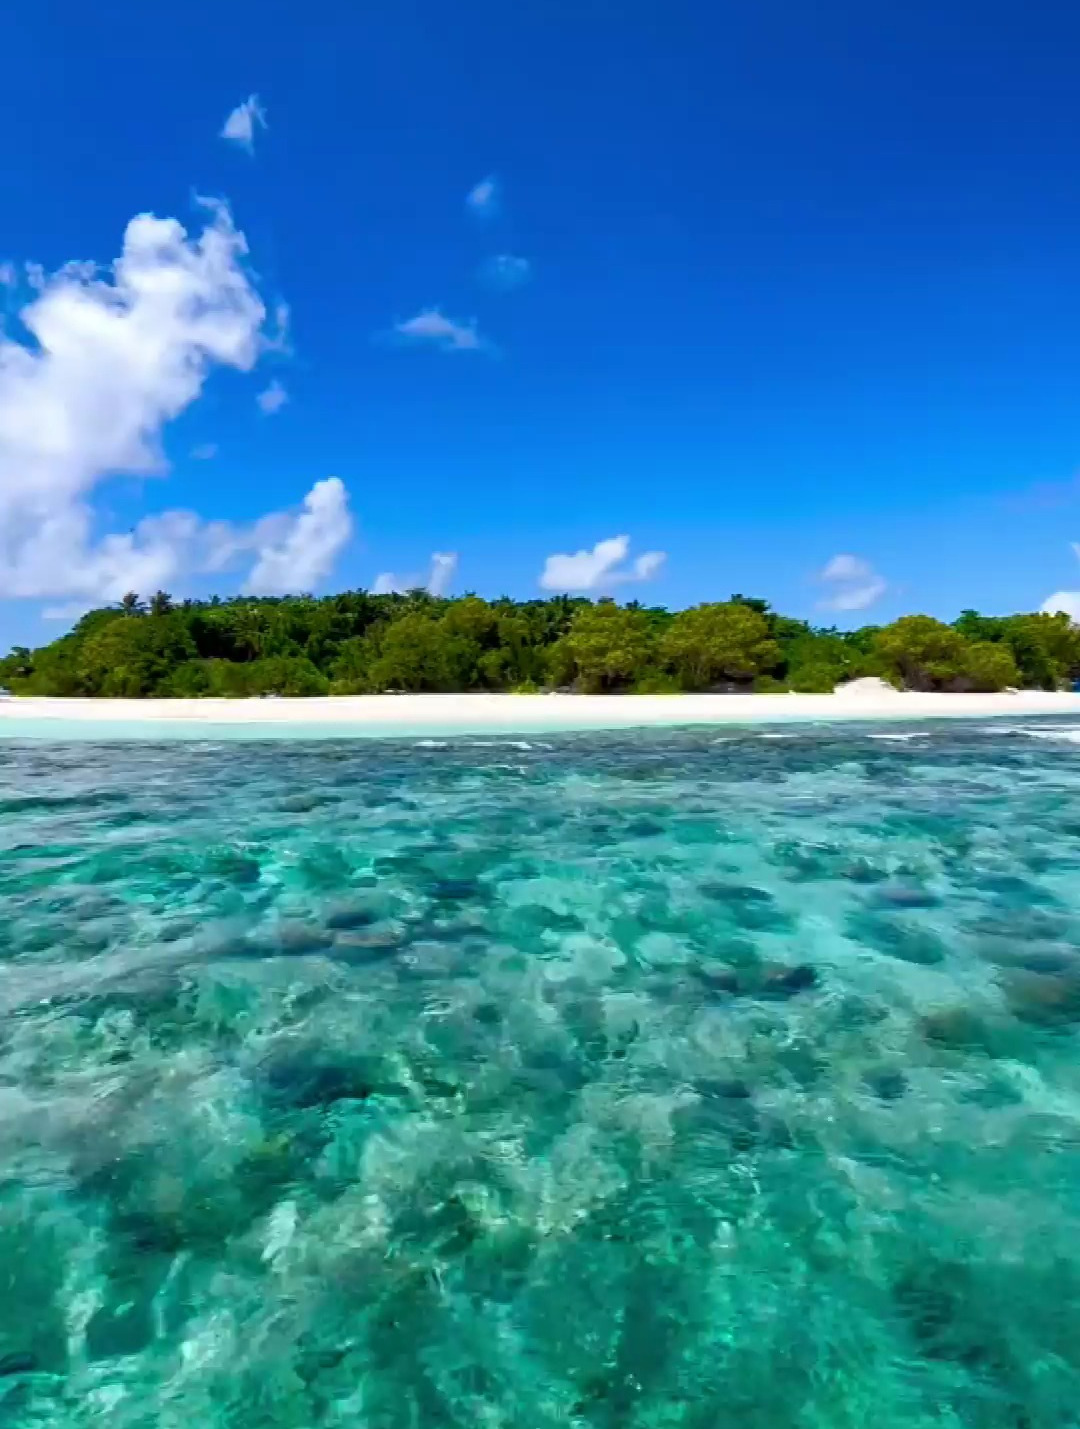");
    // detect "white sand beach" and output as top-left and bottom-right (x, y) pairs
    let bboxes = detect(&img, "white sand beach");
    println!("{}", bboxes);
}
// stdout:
(3, 687), (1080, 737)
